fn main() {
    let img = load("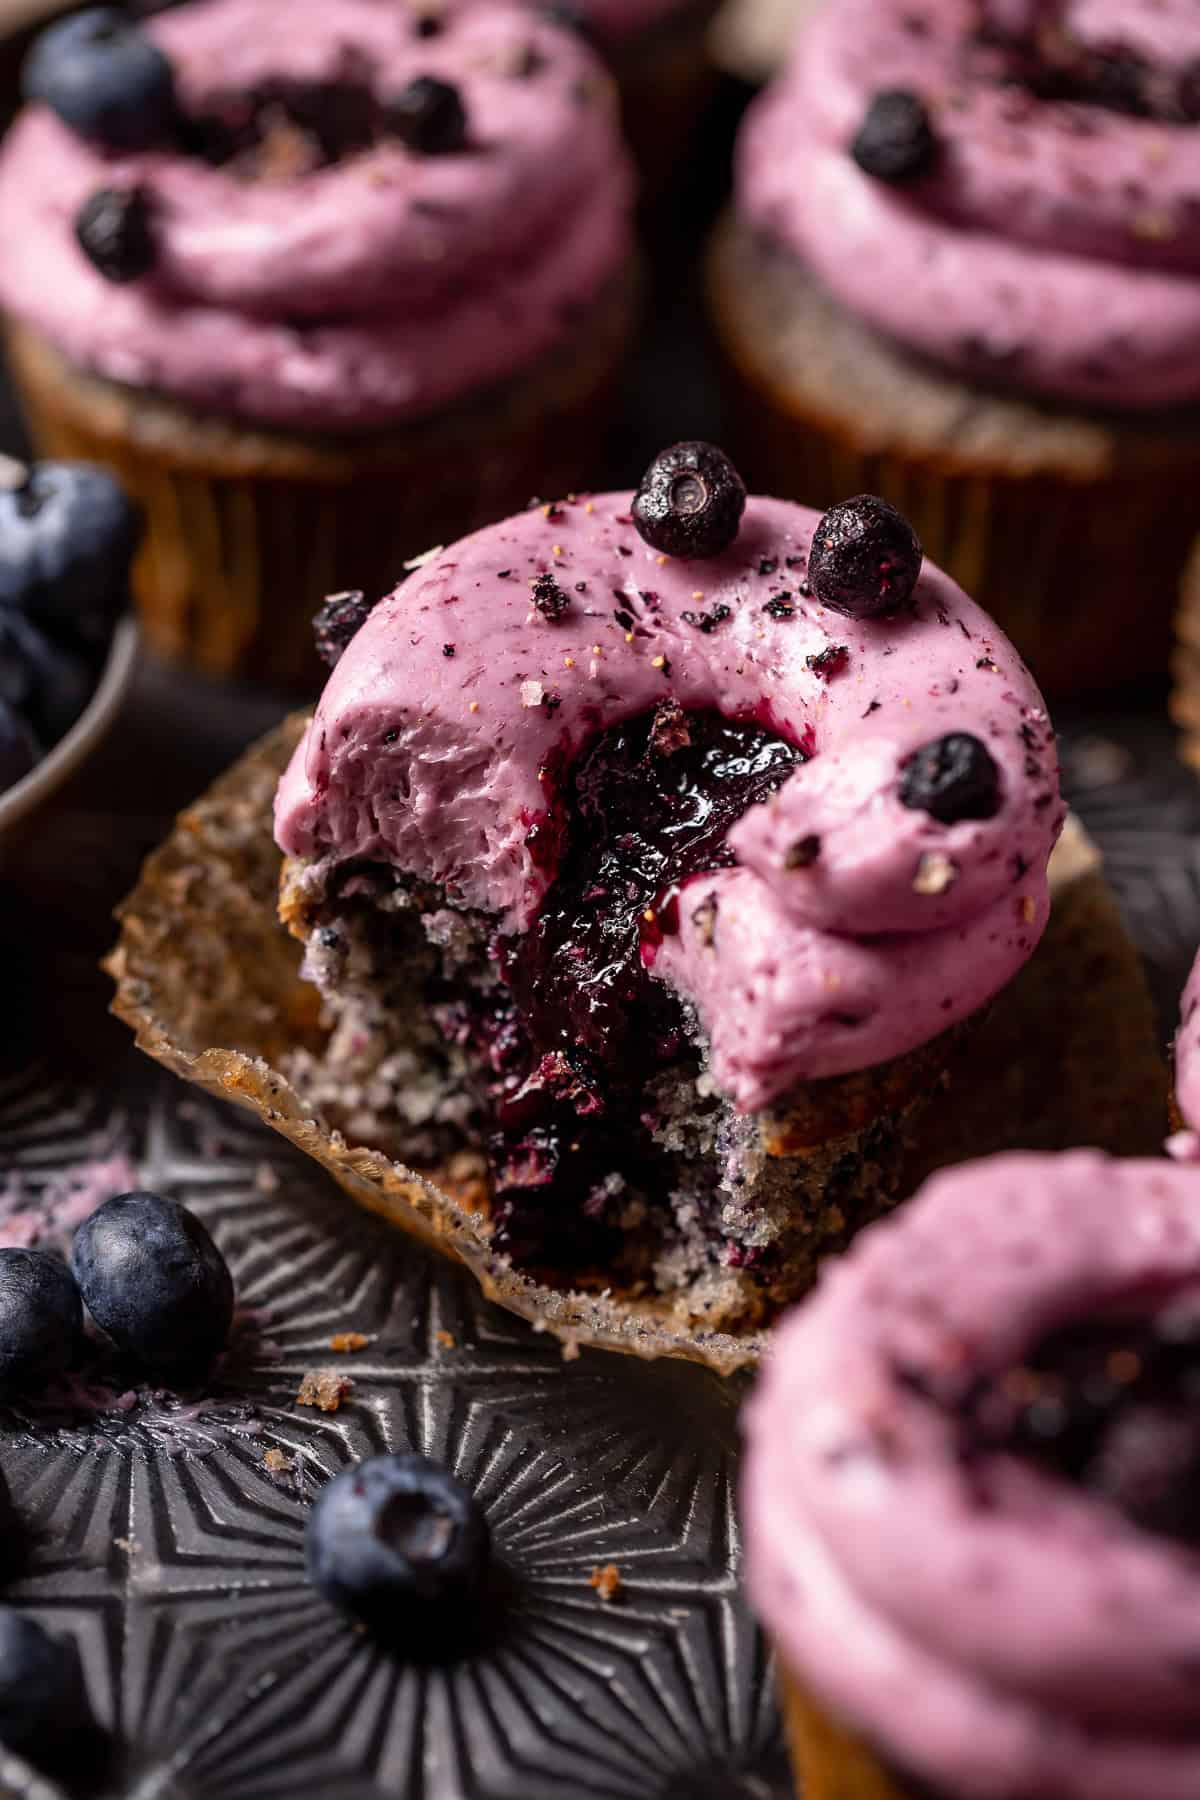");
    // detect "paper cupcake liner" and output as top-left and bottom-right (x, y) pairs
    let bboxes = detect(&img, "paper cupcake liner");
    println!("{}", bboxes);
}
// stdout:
(778, 1664), (919, 1800)
(1170, 544), (1200, 772)
(707, 215), (1200, 699)
(105, 714), (1163, 1368)
(5, 265), (639, 691)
